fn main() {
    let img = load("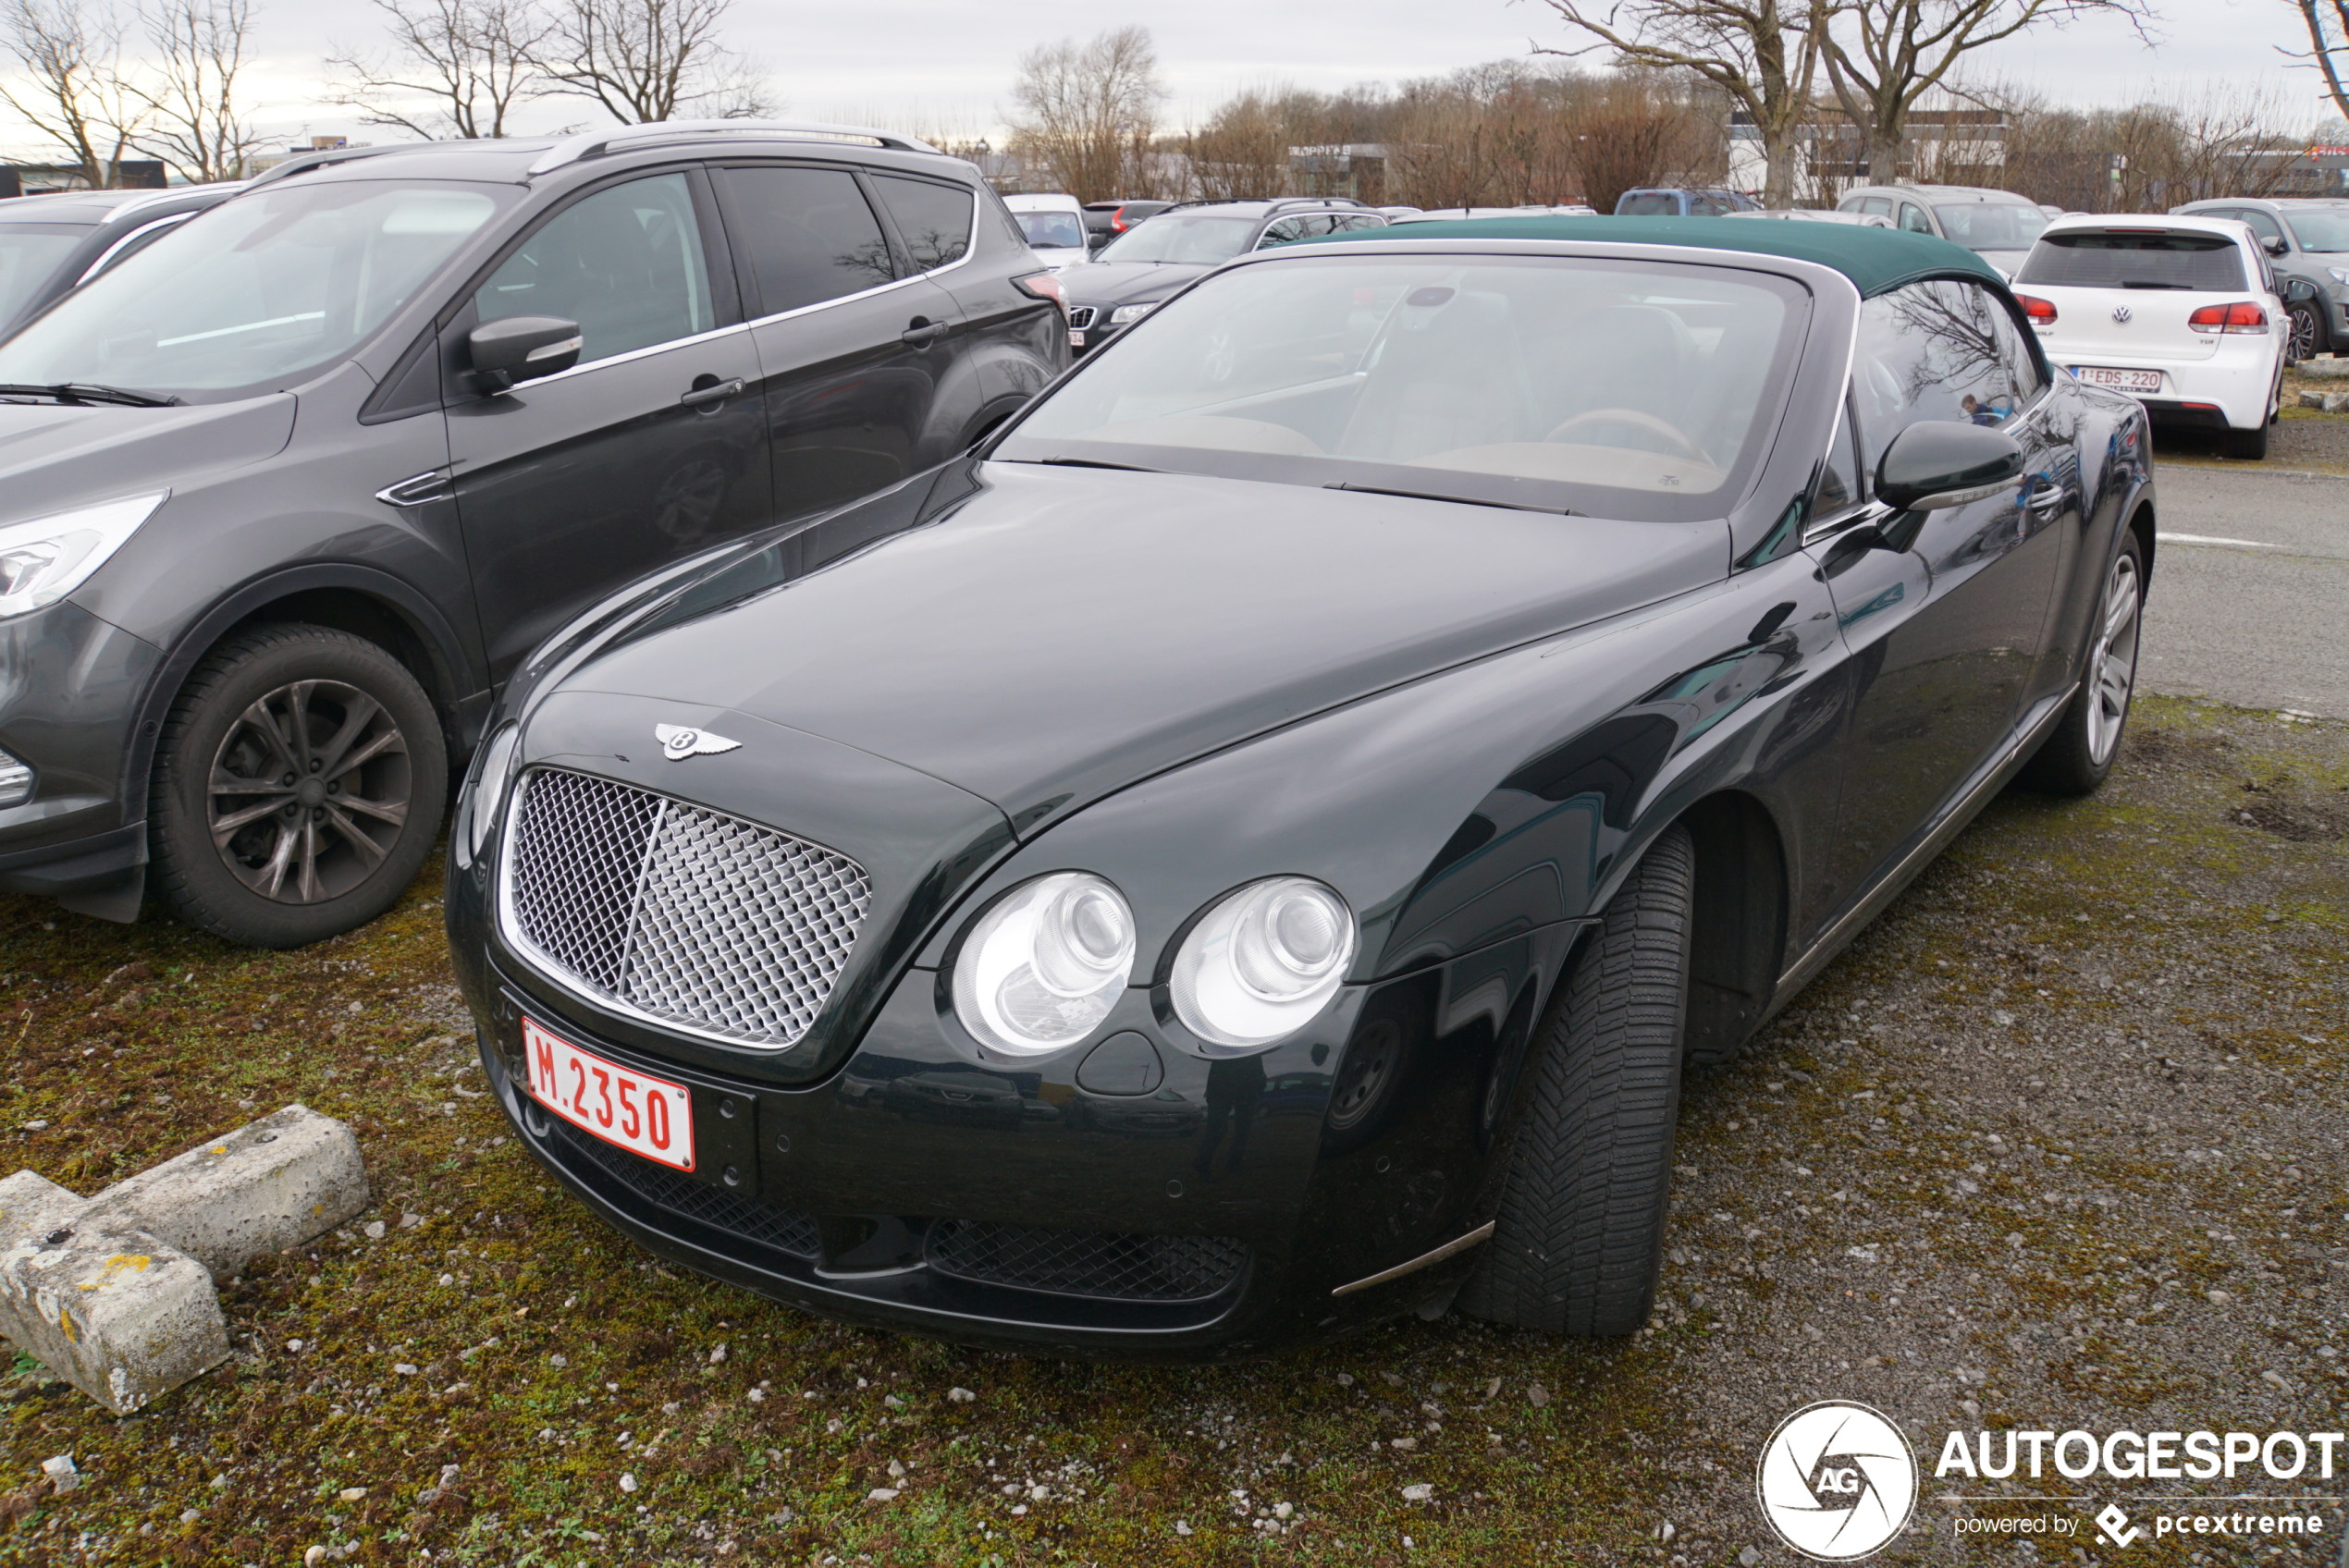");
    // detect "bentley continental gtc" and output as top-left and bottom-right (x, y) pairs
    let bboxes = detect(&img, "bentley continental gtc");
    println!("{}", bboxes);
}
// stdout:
(446, 216), (2154, 1358)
